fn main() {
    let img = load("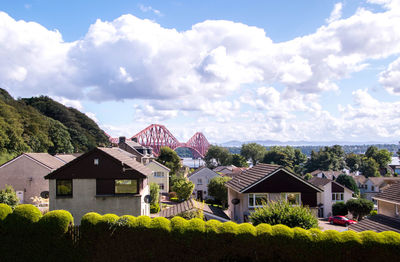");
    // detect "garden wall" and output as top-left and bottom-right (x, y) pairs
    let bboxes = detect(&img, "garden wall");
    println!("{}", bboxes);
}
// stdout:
(1, 203), (399, 262)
